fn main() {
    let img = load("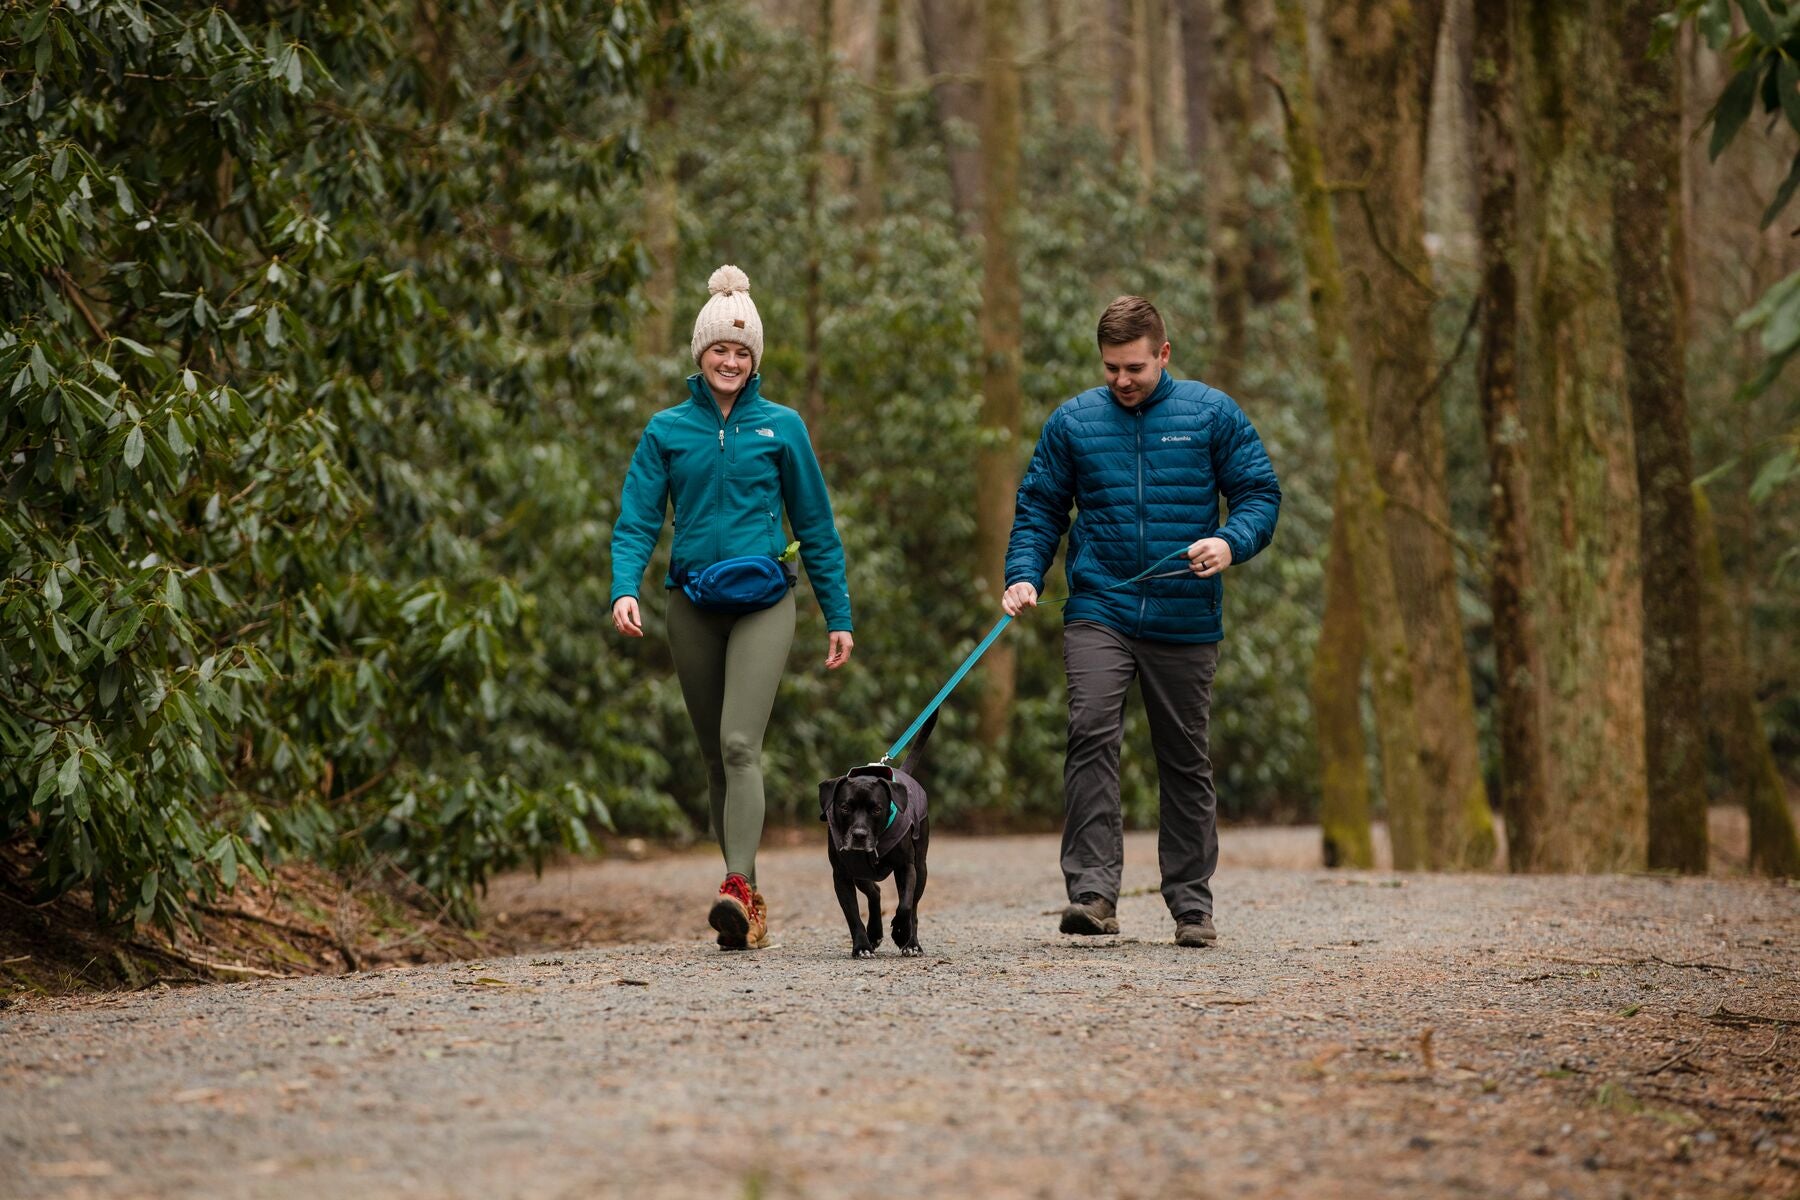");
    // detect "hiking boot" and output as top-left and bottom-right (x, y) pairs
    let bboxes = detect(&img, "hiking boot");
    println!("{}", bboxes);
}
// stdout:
(1059, 893), (1119, 936)
(746, 887), (769, 949)
(1174, 911), (1217, 947)
(710, 873), (755, 950)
